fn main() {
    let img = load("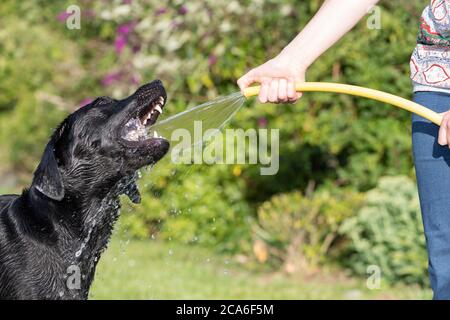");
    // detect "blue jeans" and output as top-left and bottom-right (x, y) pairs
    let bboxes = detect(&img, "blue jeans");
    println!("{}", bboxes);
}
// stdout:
(412, 91), (450, 299)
